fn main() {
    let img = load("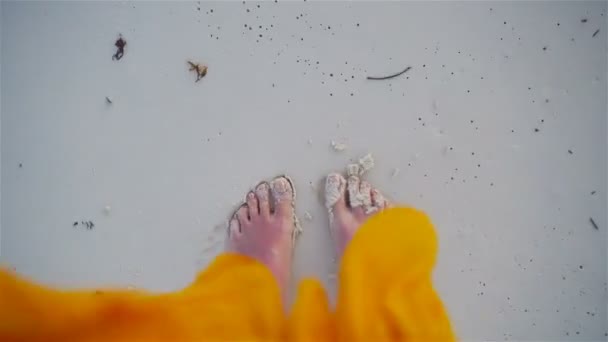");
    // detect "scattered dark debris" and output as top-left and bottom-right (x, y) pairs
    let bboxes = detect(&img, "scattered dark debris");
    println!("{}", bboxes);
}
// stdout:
(74, 220), (95, 230)
(18, 163), (22, 168)
(542, 46), (548, 51)
(568, 149), (573, 154)
(592, 29), (600, 37)
(534, 128), (540, 132)
(112, 35), (127, 61)
(579, 265), (584, 270)
(367, 66), (412, 81)
(591, 190), (596, 195)
(581, 18), (588, 23)
(590, 217), (599, 230)
(105, 96), (113, 104)
(187, 61), (208, 82)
